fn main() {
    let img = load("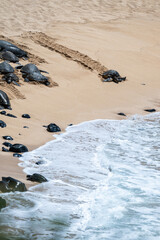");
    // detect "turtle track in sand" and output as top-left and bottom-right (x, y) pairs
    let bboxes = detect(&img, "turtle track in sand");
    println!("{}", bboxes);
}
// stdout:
(0, 81), (25, 100)
(24, 32), (108, 76)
